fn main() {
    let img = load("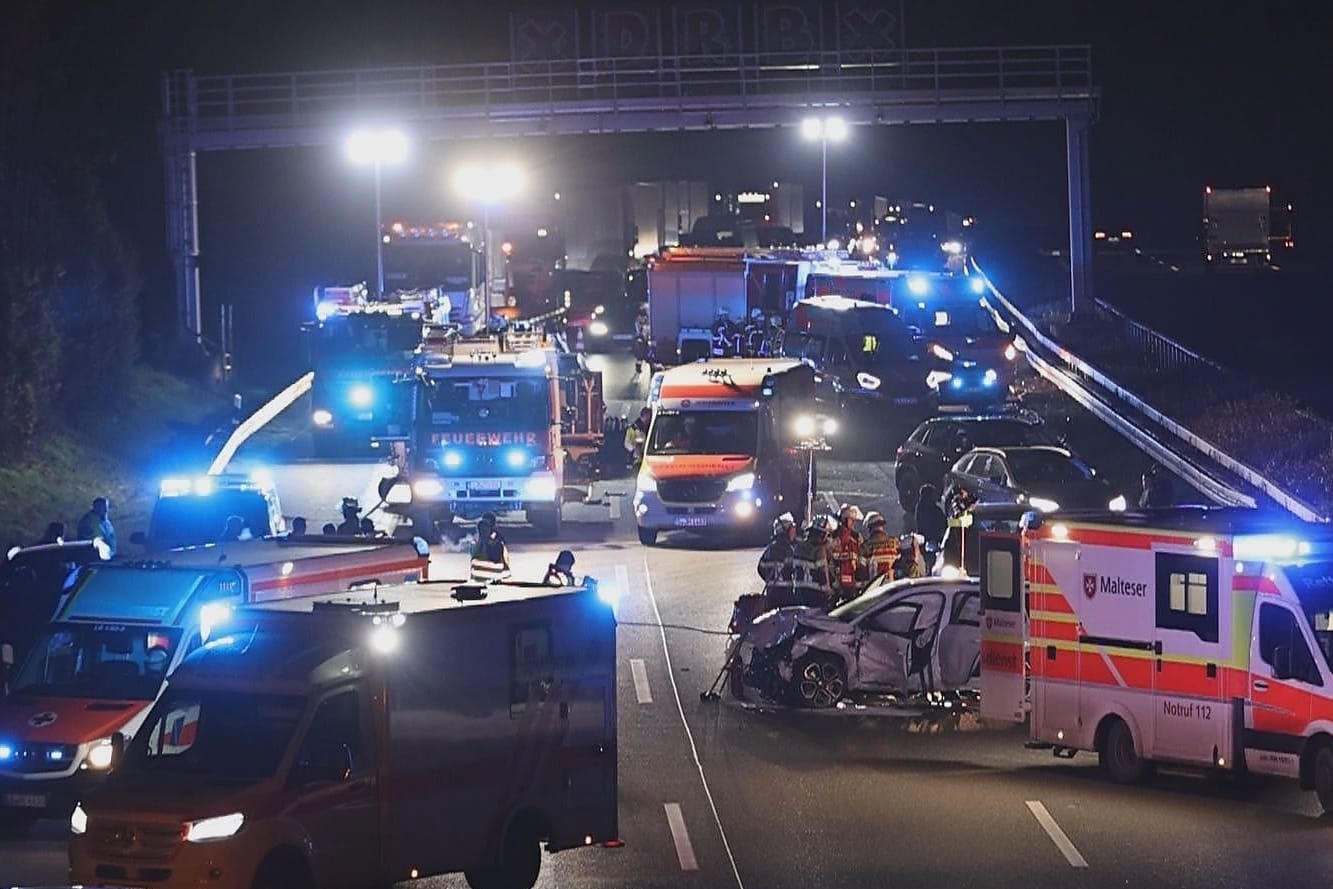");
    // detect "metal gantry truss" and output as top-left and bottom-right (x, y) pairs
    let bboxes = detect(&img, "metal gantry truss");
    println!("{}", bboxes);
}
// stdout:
(161, 45), (1097, 340)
